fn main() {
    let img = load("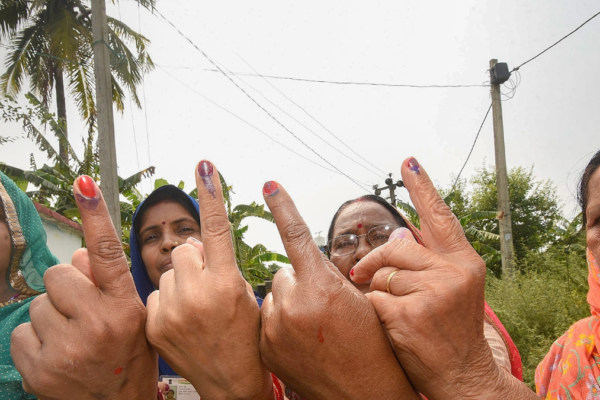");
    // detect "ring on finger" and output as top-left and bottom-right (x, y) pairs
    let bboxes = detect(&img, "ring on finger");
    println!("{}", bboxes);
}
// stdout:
(386, 270), (399, 294)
